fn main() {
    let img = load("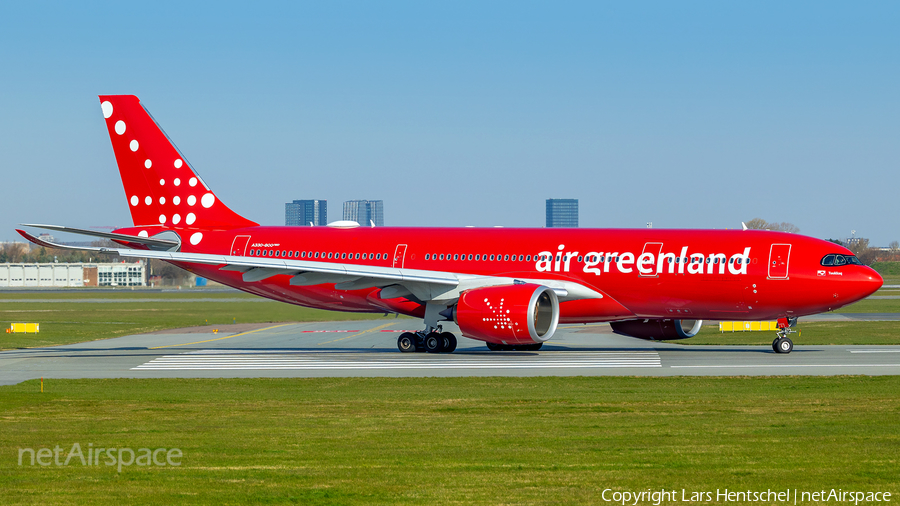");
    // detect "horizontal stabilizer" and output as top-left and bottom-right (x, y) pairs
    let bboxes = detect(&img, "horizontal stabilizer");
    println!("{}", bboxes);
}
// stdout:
(19, 224), (179, 249)
(17, 229), (114, 253)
